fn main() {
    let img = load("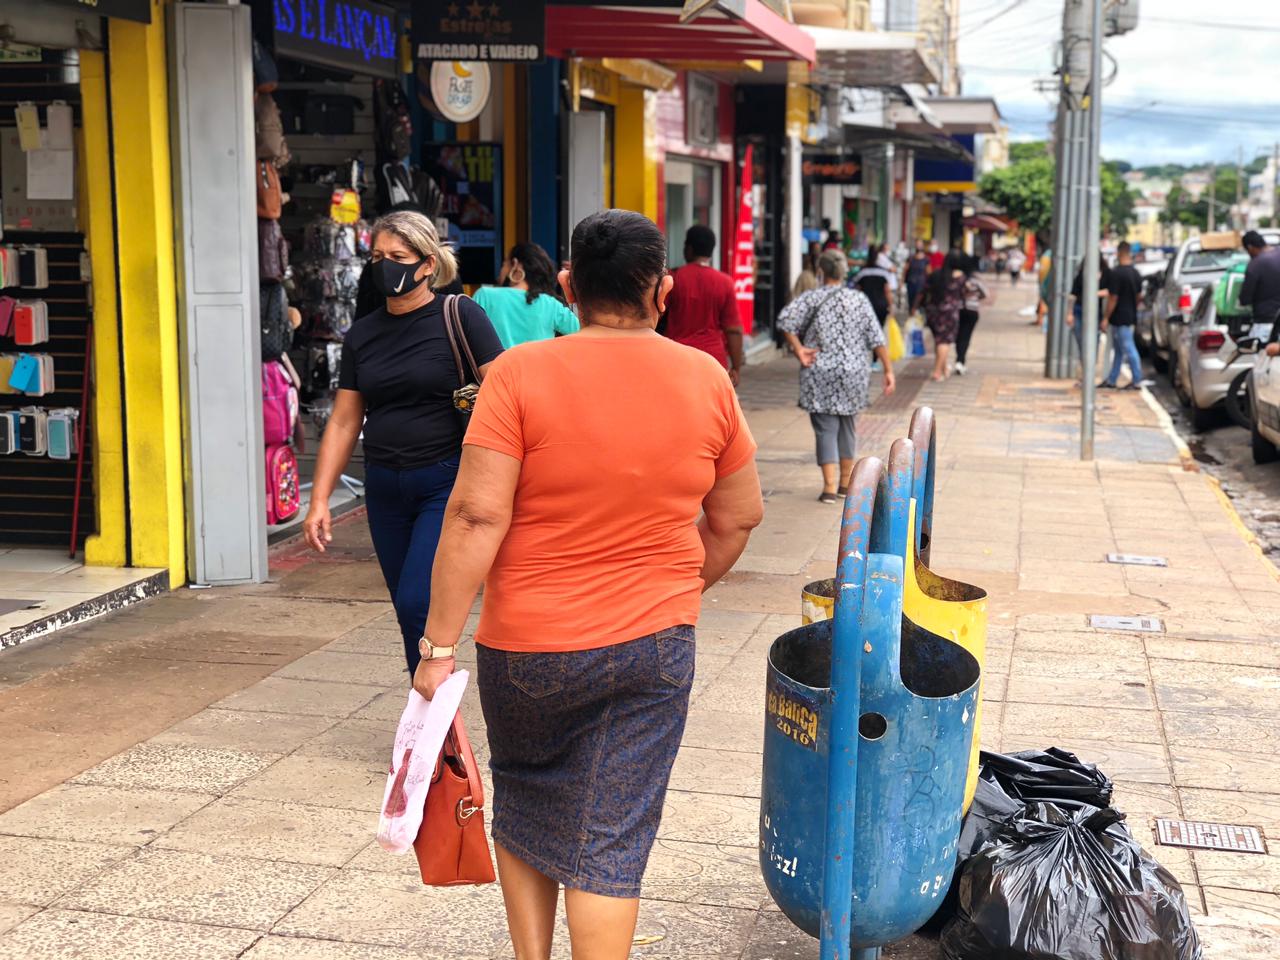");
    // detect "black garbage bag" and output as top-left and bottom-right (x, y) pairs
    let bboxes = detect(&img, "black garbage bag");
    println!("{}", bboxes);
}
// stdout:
(980, 747), (1114, 807)
(940, 803), (1201, 960)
